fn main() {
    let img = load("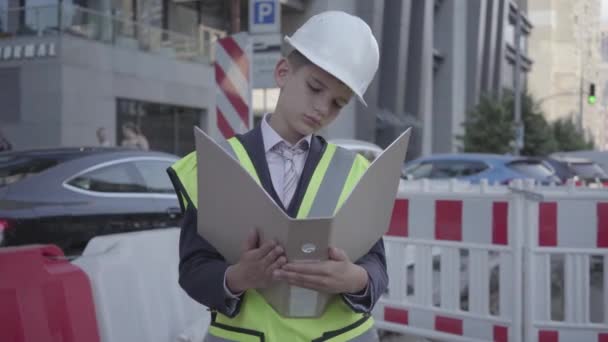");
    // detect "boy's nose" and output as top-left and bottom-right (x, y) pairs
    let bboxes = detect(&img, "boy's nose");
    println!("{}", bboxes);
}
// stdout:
(313, 100), (330, 117)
